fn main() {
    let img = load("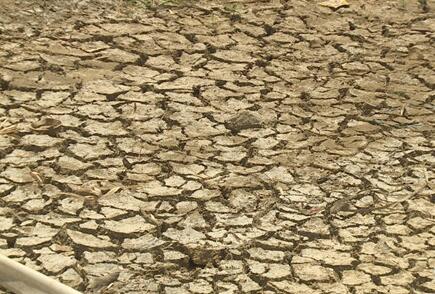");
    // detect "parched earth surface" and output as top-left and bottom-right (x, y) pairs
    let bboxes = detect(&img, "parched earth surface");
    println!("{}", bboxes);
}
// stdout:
(0, 0), (434, 293)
